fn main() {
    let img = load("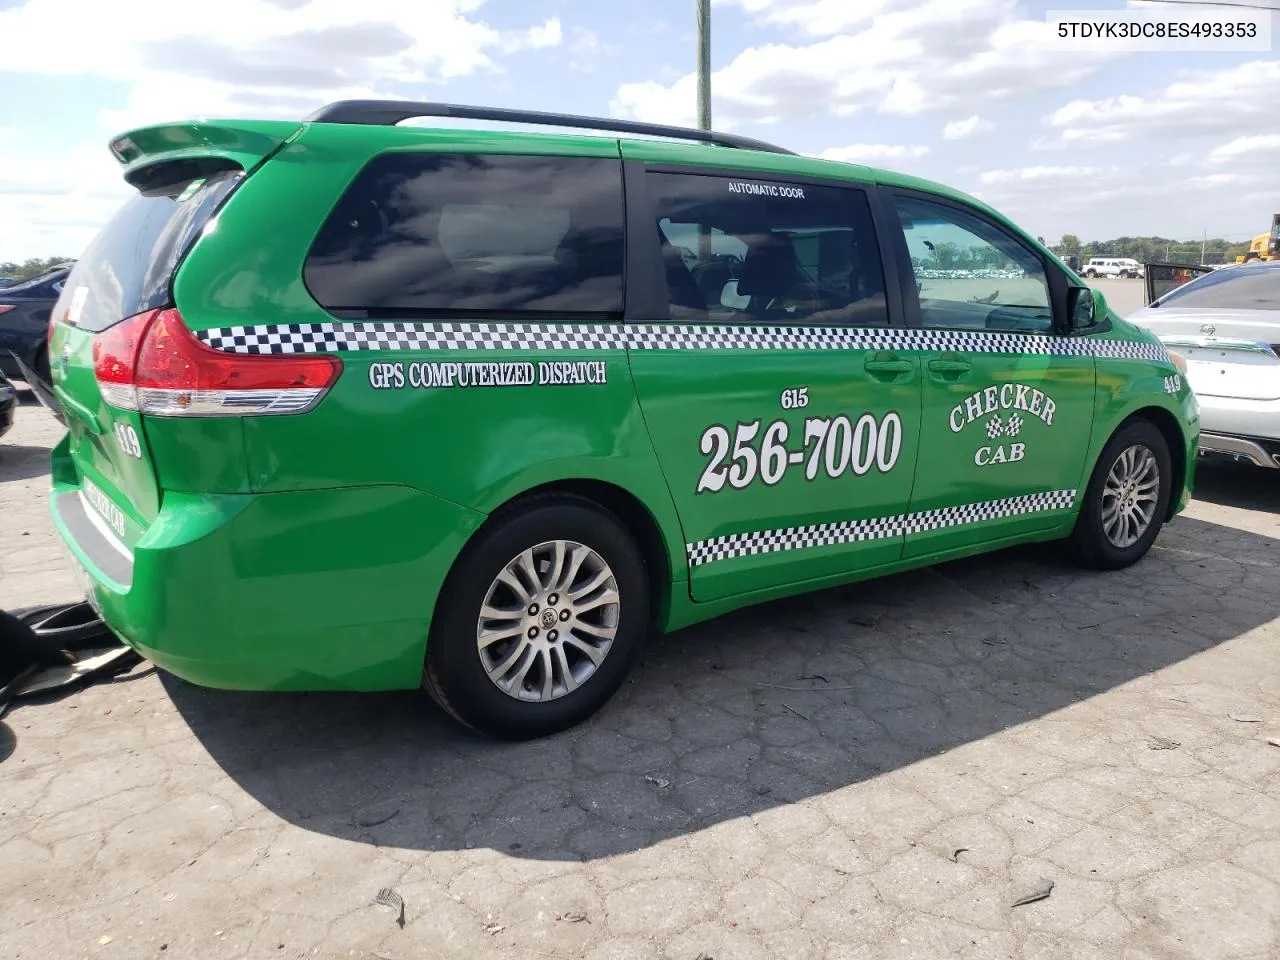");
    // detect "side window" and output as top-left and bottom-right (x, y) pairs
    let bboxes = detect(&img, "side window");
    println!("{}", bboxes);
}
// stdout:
(305, 154), (625, 318)
(645, 171), (888, 326)
(892, 195), (1053, 333)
